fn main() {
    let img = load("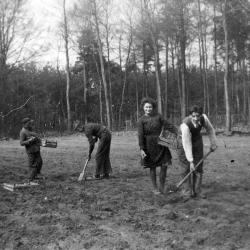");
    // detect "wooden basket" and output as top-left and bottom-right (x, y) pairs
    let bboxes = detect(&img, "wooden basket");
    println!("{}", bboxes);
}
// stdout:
(158, 130), (180, 150)
(3, 182), (39, 192)
(41, 139), (57, 148)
